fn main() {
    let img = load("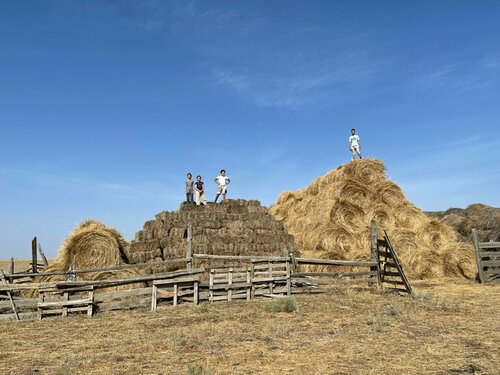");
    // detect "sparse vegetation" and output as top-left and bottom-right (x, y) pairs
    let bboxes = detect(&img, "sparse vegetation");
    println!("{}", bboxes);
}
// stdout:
(0, 280), (499, 374)
(264, 296), (297, 313)
(187, 362), (211, 375)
